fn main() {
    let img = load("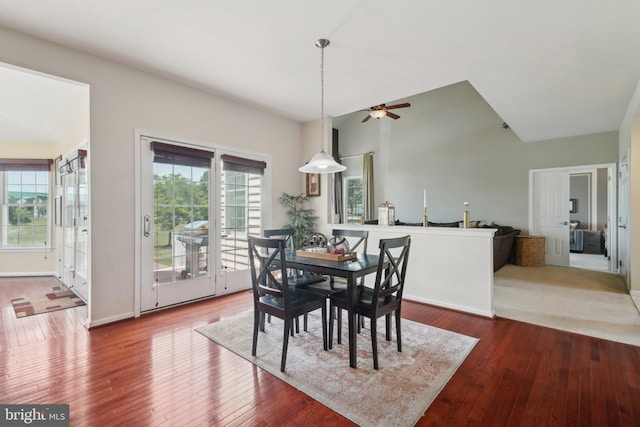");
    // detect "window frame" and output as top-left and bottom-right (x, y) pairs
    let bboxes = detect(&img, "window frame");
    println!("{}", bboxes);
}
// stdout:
(219, 152), (267, 272)
(0, 164), (52, 251)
